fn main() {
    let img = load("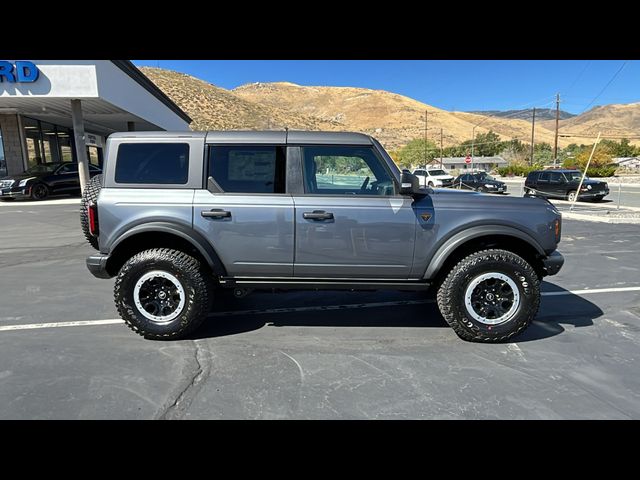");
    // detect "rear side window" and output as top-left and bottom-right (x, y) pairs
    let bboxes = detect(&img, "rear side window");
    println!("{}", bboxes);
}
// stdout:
(538, 172), (550, 183)
(115, 143), (189, 184)
(208, 145), (286, 194)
